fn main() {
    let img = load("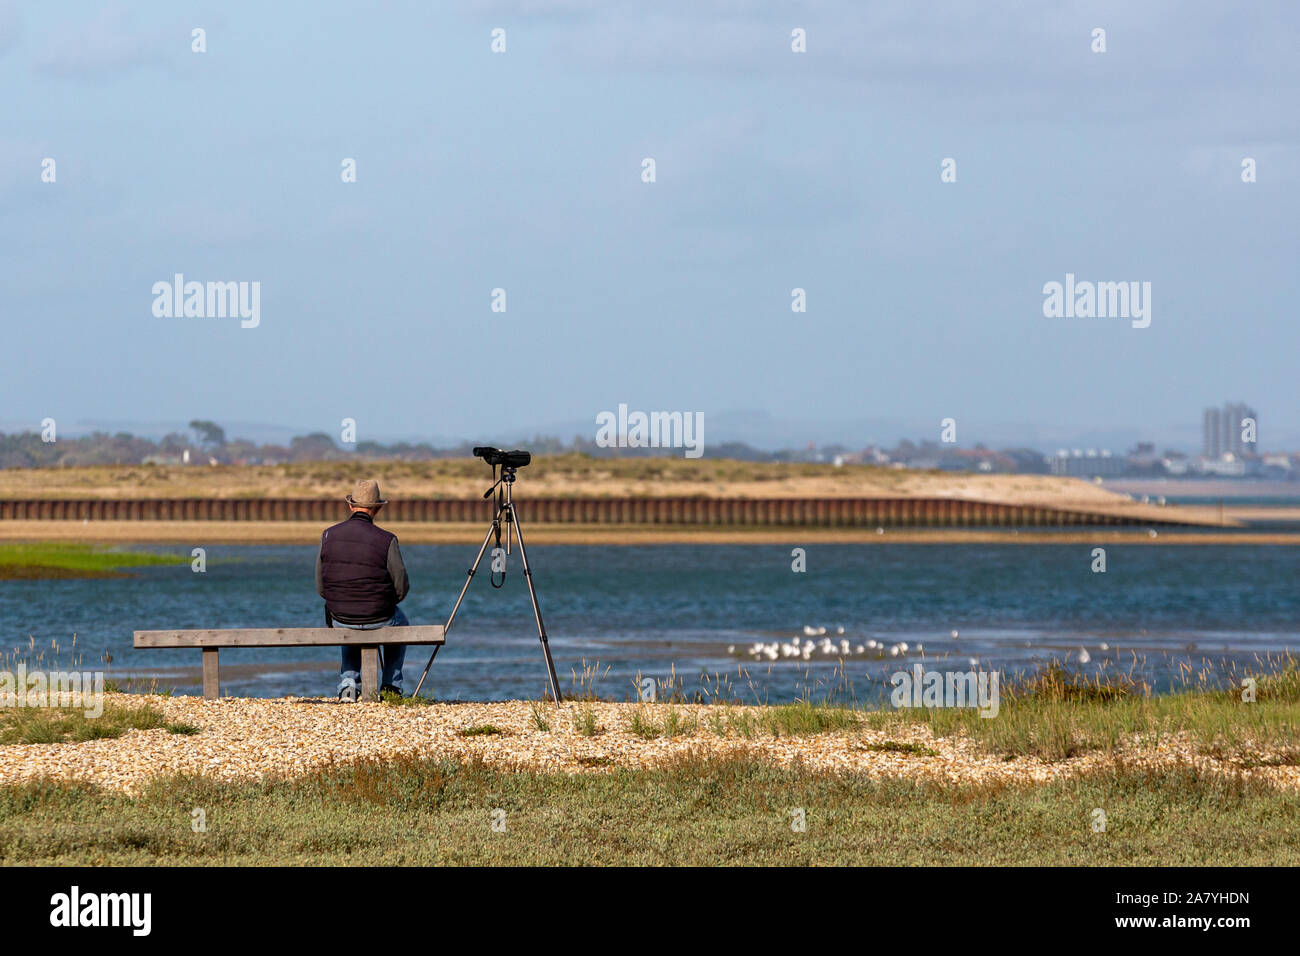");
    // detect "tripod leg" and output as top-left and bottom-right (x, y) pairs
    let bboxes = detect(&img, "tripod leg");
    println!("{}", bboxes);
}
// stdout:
(411, 516), (500, 699)
(509, 505), (563, 705)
